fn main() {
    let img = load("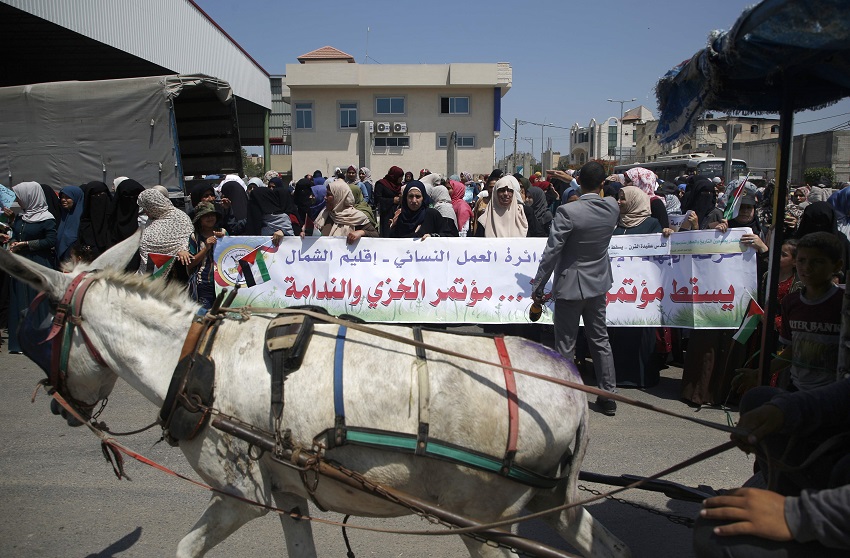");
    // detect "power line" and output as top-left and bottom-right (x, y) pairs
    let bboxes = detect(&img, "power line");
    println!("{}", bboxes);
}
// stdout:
(796, 111), (850, 125)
